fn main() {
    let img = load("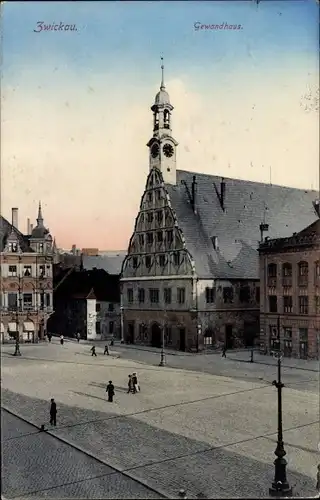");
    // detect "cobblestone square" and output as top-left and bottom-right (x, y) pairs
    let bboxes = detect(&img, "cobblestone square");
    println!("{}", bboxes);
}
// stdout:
(1, 340), (319, 498)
